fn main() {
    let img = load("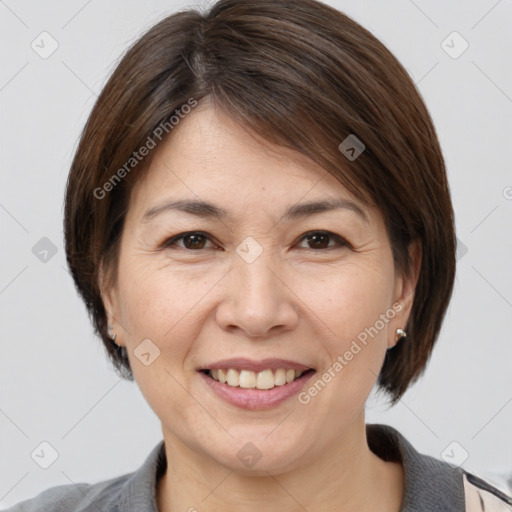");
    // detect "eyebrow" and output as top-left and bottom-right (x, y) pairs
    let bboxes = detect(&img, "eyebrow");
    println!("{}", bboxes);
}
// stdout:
(142, 198), (369, 224)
